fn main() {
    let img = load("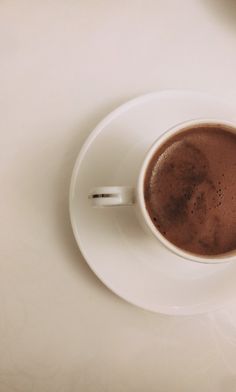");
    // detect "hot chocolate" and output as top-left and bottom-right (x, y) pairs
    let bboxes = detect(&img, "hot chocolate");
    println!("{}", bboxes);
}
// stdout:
(144, 124), (236, 256)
